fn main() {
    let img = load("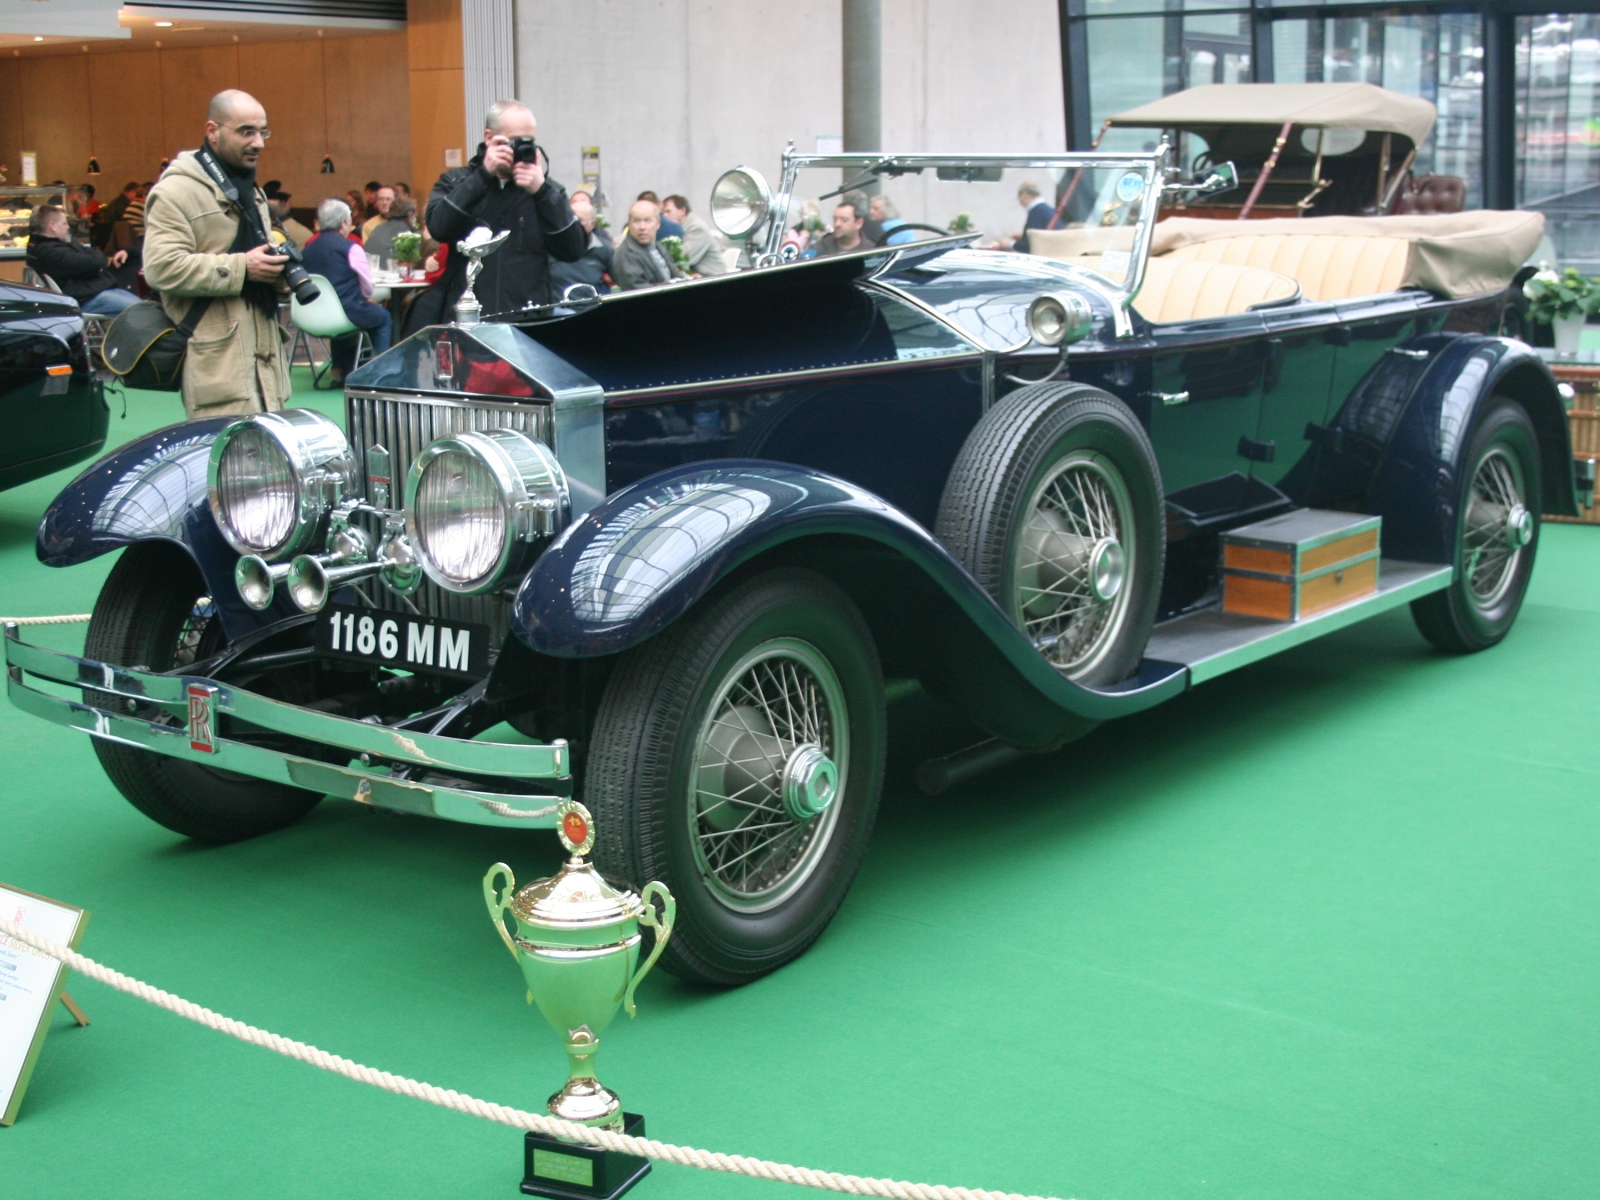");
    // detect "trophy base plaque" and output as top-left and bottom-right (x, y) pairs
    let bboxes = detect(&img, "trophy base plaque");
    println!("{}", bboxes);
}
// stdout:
(522, 1112), (650, 1200)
